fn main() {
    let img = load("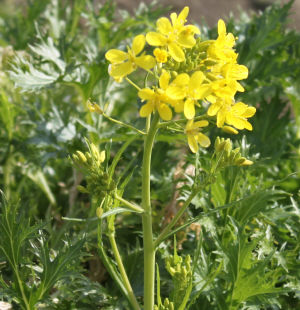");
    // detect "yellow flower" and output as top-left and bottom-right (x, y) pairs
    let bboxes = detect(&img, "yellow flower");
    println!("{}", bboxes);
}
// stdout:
(105, 34), (155, 80)
(221, 63), (248, 81)
(146, 7), (200, 62)
(208, 100), (256, 130)
(210, 78), (244, 100)
(208, 19), (237, 62)
(185, 119), (211, 153)
(166, 71), (211, 119)
(138, 71), (173, 120)
(153, 48), (169, 63)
